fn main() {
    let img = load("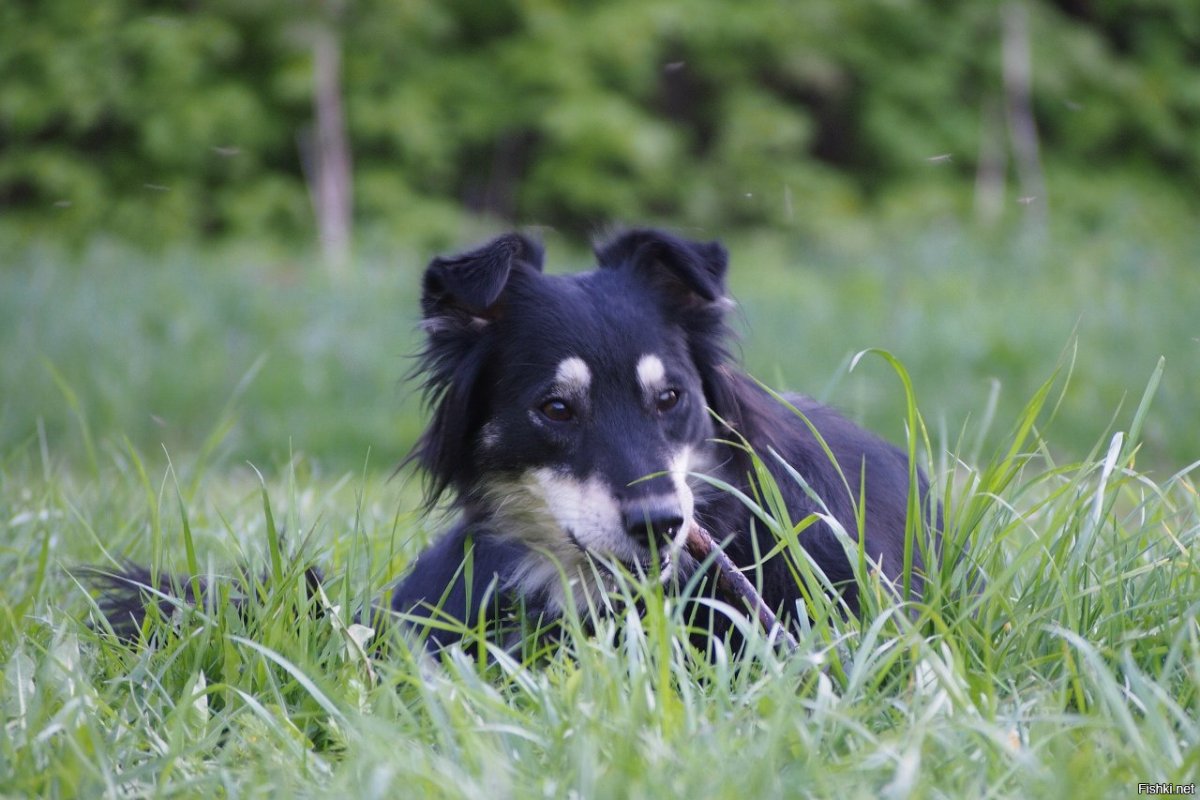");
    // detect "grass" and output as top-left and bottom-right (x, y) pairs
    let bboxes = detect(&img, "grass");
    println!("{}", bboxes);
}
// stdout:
(2, 208), (1198, 474)
(1, 208), (1197, 796)
(2, 352), (1198, 798)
